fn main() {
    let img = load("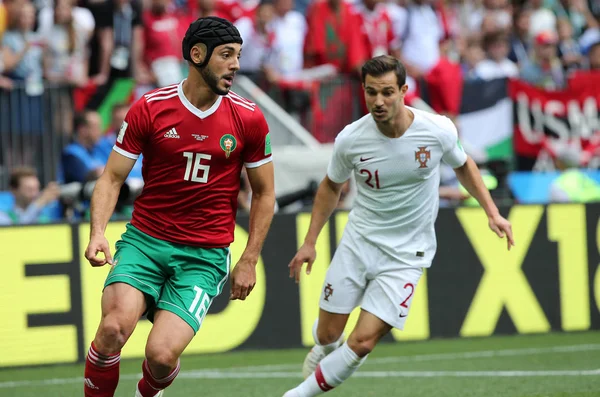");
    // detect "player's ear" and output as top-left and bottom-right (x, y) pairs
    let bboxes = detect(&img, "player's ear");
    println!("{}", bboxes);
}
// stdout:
(400, 84), (409, 96)
(191, 43), (207, 64)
